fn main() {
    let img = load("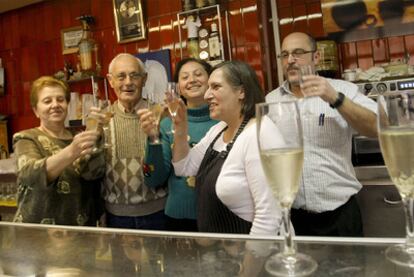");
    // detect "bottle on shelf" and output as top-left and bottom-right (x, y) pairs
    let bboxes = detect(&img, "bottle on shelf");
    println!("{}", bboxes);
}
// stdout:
(208, 23), (221, 61)
(77, 15), (101, 77)
(184, 15), (201, 59)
